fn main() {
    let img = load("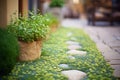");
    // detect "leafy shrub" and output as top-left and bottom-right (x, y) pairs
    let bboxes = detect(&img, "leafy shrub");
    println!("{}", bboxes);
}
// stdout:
(43, 13), (59, 27)
(49, 0), (64, 8)
(0, 28), (19, 76)
(7, 12), (50, 42)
